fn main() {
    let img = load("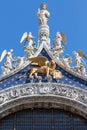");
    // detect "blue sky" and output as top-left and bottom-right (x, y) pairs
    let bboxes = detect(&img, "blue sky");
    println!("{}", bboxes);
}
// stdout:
(0, 0), (87, 74)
